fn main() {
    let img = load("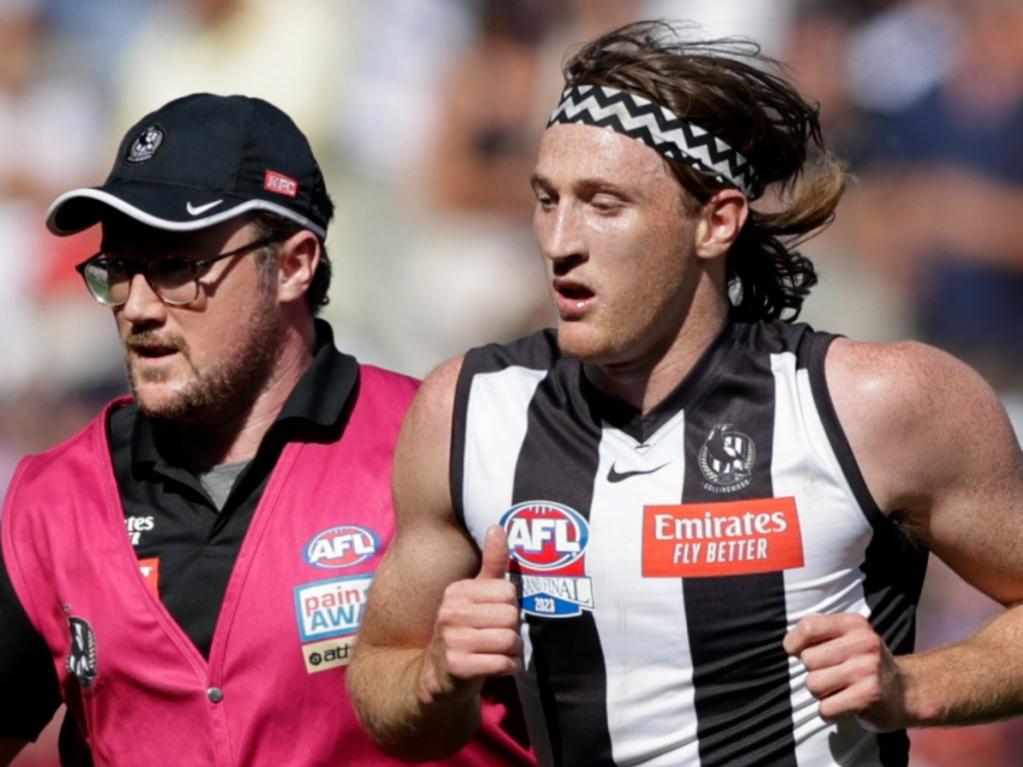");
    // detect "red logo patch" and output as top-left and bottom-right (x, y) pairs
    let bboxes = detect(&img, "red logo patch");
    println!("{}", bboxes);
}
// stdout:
(138, 557), (160, 597)
(264, 170), (298, 198)
(642, 497), (803, 577)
